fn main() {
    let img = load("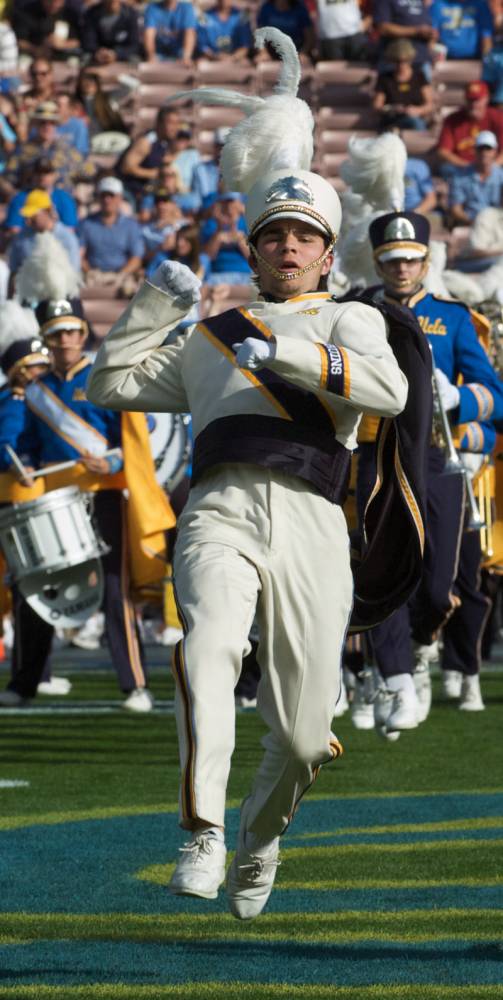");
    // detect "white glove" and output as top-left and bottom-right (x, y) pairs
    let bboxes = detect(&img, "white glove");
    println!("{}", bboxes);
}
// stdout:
(435, 367), (460, 412)
(460, 452), (484, 476)
(233, 337), (276, 371)
(149, 260), (202, 309)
